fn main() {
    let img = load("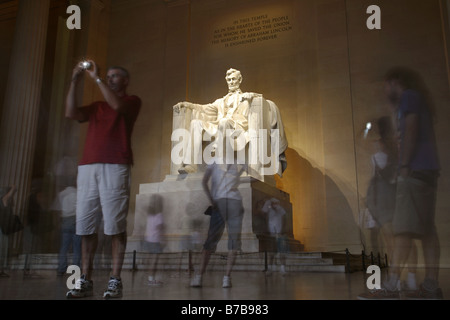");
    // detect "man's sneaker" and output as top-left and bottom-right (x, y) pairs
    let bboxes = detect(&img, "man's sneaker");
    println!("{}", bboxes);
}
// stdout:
(190, 274), (202, 287)
(357, 288), (400, 300)
(66, 274), (93, 299)
(222, 276), (232, 288)
(103, 276), (123, 299)
(404, 284), (444, 300)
